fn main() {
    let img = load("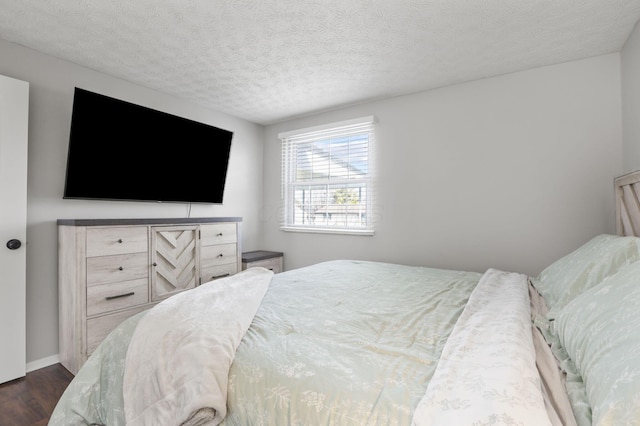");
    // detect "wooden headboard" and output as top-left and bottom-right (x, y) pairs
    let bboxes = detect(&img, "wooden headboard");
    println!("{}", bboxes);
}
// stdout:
(615, 170), (640, 237)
